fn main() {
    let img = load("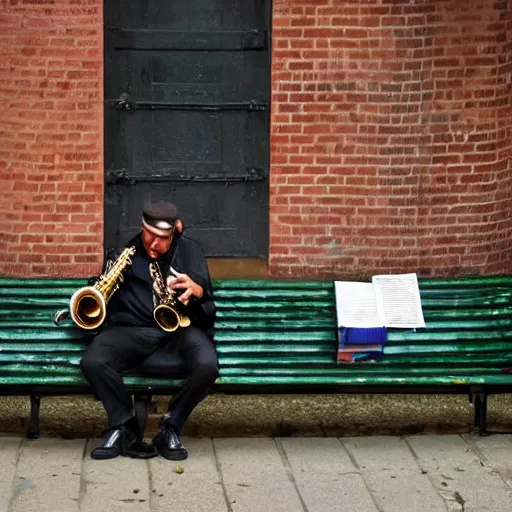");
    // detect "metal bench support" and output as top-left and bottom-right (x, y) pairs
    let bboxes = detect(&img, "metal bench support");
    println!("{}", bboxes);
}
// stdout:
(27, 395), (41, 439)
(470, 389), (488, 436)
